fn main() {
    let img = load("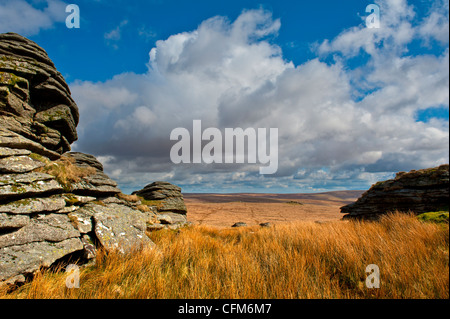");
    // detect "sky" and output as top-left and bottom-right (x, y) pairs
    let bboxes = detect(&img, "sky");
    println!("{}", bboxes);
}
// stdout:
(1, 0), (449, 194)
